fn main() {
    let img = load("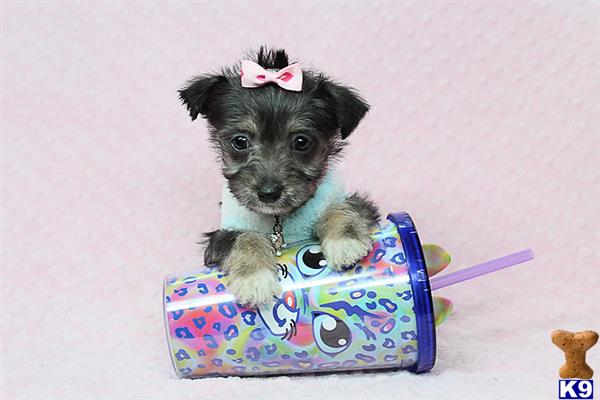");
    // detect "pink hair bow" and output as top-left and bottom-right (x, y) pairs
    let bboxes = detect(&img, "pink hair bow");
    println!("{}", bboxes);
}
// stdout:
(240, 60), (303, 92)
